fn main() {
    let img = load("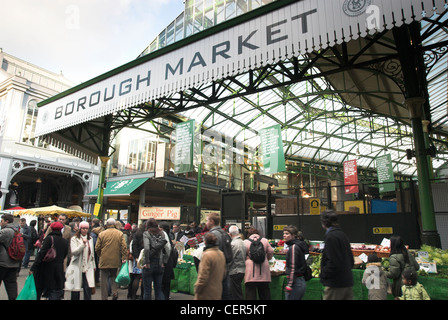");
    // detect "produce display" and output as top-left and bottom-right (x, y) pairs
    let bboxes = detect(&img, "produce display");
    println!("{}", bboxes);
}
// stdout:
(419, 244), (448, 265)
